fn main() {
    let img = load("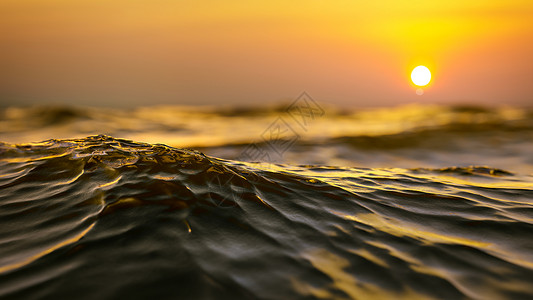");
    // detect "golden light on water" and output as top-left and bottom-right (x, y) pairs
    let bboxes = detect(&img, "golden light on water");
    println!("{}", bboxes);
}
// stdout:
(411, 66), (432, 87)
